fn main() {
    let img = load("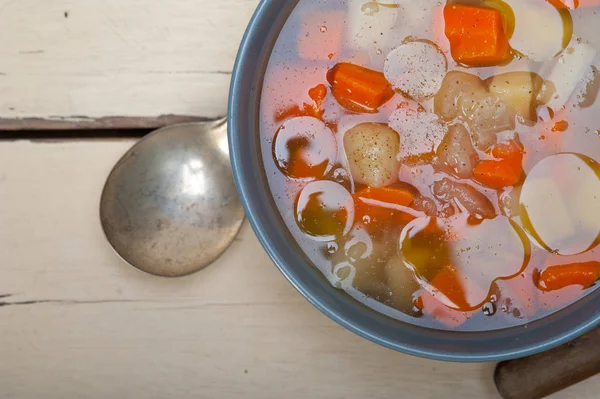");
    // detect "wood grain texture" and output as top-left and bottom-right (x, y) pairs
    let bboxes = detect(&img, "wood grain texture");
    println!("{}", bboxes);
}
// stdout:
(495, 328), (600, 399)
(0, 140), (494, 399)
(0, 115), (209, 131)
(0, 141), (597, 399)
(0, 0), (258, 124)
